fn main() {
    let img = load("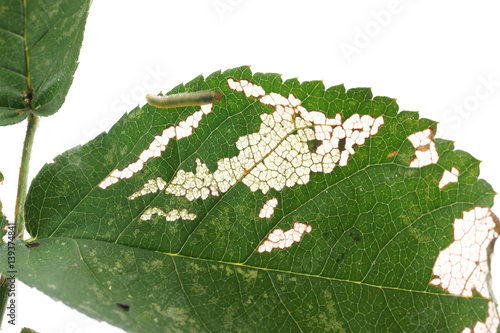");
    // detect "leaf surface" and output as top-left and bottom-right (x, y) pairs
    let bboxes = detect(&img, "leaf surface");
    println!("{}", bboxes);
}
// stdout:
(0, 0), (91, 125)
(3, 67), (499, 332)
